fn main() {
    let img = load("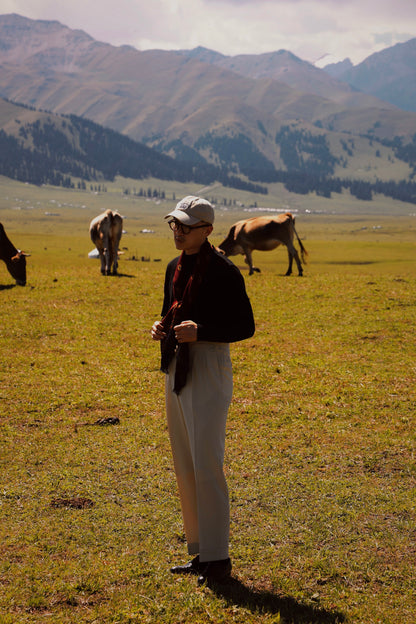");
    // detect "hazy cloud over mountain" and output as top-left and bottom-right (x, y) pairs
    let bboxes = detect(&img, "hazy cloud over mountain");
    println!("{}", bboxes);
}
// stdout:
(2, 0), (415, 64)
